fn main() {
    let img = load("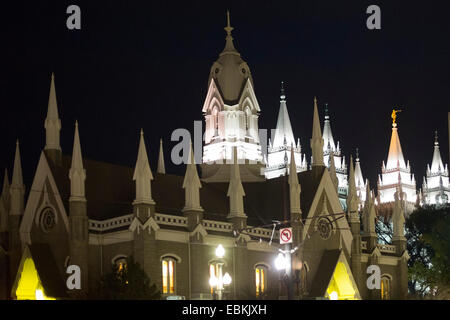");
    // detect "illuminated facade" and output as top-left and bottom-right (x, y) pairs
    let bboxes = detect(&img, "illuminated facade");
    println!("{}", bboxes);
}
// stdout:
(0, 13), (410, 301)
(422, 132), (450, 205)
